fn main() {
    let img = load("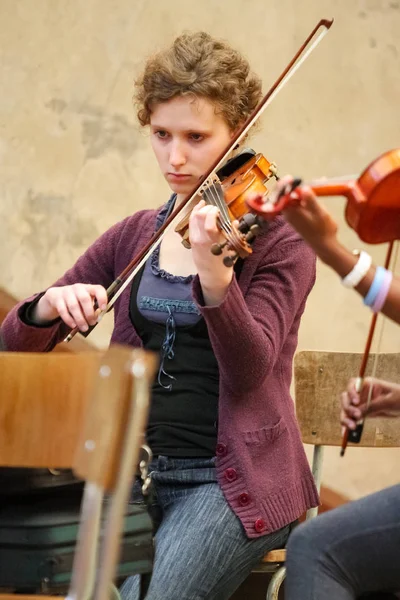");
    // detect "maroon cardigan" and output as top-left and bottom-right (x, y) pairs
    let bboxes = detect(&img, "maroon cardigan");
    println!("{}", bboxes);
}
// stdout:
(2, 207), (319, 537)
